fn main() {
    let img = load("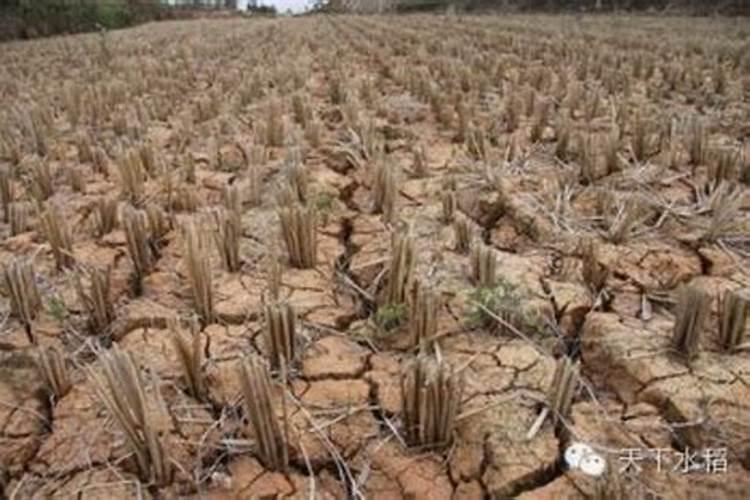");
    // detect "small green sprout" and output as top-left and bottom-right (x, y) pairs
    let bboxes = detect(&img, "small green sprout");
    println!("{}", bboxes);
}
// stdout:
(374, 303), (407, 331)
